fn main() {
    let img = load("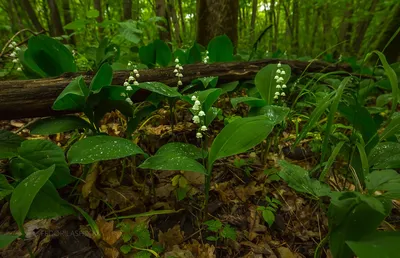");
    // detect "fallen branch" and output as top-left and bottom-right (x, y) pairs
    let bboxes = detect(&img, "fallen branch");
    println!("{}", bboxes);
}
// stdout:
(0, 59), (352, 120)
